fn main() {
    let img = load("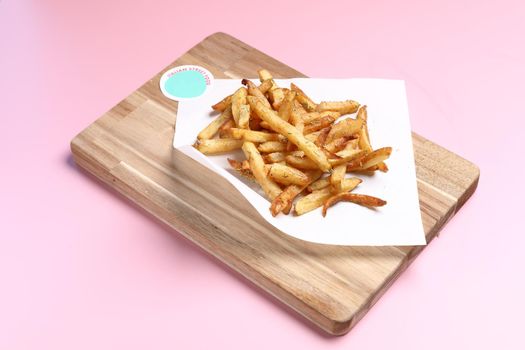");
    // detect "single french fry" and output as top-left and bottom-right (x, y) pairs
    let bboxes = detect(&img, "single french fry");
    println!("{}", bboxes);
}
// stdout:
(195, 138), (244, 154)
(377, 162), (389, 172)
(322, 193), (386, 217)
(270, 170), (322, 216)
(326, 117), (363, 143)
(289, 99), (307, 126)
(268, 163), (310, 186)
(237, 104), (251, 129)
(335, 139), (360, 157)
(346, 147), (392, 171)
(224, 128), (286, 143)
(263, 152), (286, 163)
(356, 106), (372, 152)
(315, 127), (331, 147)
(285, 155), (320, 170)
(242, 142), (282, 200)
(257, 69), (273, 81)
(242, 79), (272, 109)
(257, 69), (277, 90)
(259, 120), (271, 130)
(341, 177), (362, 189)
(257, 141), (287, 153)
(301, 112), (319, 123)
(324, 136), (351, 153)
(198, 105), (233, 140)
(248, 108), (263, 130)
(248, 96), (331, 171)
(328, 149), (366, 166)
(290, 83), (317, 112)
(258, 79), (273, 94)
(303, 113), (338, 134)
(307, 177), (330, 192)
(218, 119), (235, 138)
(317, 100), (360, 115)
(330, 164), (347, 192)
(231, 87), (247, 126)
(292, 121), (305, 152)
(268, 88), (285, 110)
(277, 91), (296, 122)
(212, 95), (232, 112)
(356, 105), (388, 171)
(295, 177), (362, 215)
